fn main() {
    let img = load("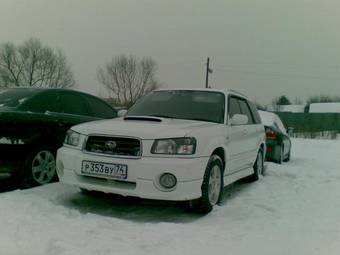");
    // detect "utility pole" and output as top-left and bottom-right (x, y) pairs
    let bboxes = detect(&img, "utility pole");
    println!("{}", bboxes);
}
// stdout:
(205, 57), (213, 88)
